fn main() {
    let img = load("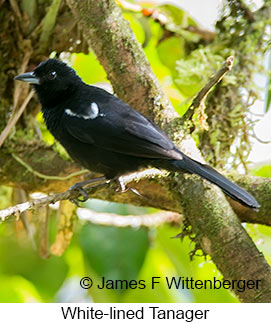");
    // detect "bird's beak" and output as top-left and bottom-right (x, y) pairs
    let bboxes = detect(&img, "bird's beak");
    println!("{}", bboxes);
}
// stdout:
(14, 71), (40, 85)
